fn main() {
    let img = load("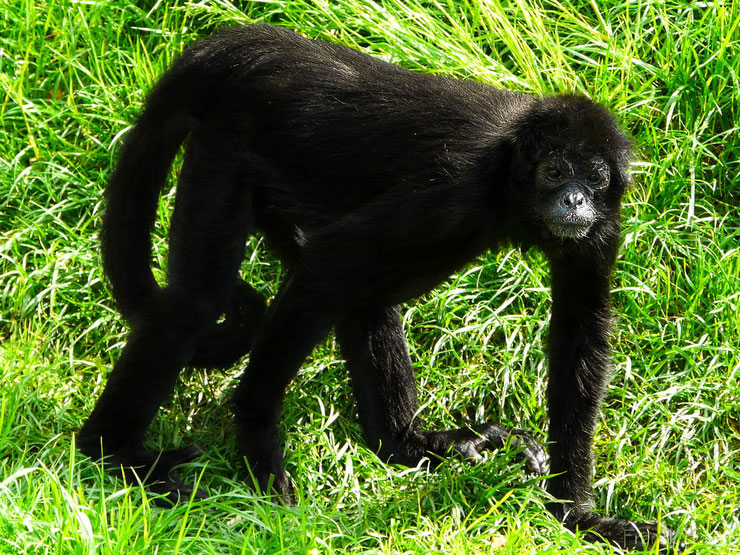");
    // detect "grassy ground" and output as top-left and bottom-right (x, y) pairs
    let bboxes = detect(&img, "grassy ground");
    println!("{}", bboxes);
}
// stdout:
(1, 0), (738, 553)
